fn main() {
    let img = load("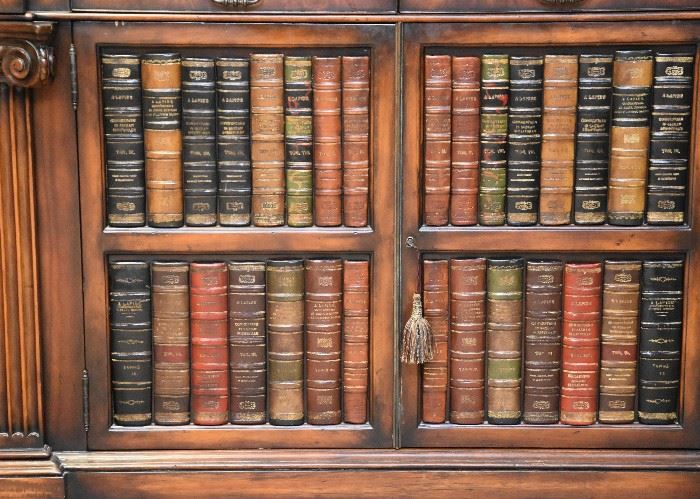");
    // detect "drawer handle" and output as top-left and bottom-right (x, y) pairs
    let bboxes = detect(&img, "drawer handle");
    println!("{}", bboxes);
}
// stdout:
(211, 0), (259, 7)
